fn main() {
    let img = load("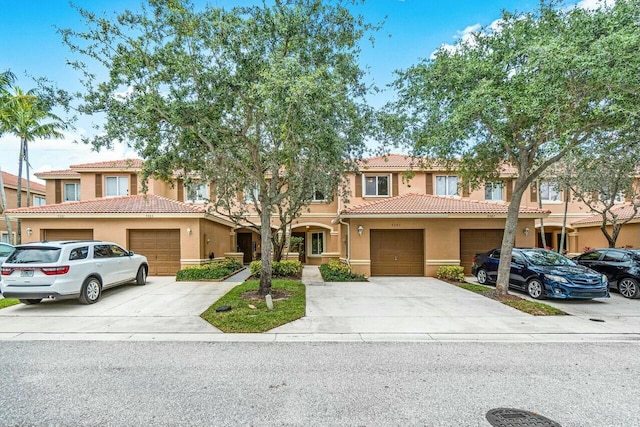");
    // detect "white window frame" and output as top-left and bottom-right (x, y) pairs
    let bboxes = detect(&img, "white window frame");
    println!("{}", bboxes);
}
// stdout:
(105, 176), (129, 197)
(64, 182), (80, 202)
(245, 186), (260, 204)
(309, 231), (325, 256)
(485, 182), (503, 201)
(363, 174), (390, 197)
(185, 182), (209, 203)
(436, 175), (459, 196)
(540, 182), (561, 202)
(311, 189), (326, 202)
(33, 195), (46, 206)
(1, 232), (13, 244)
